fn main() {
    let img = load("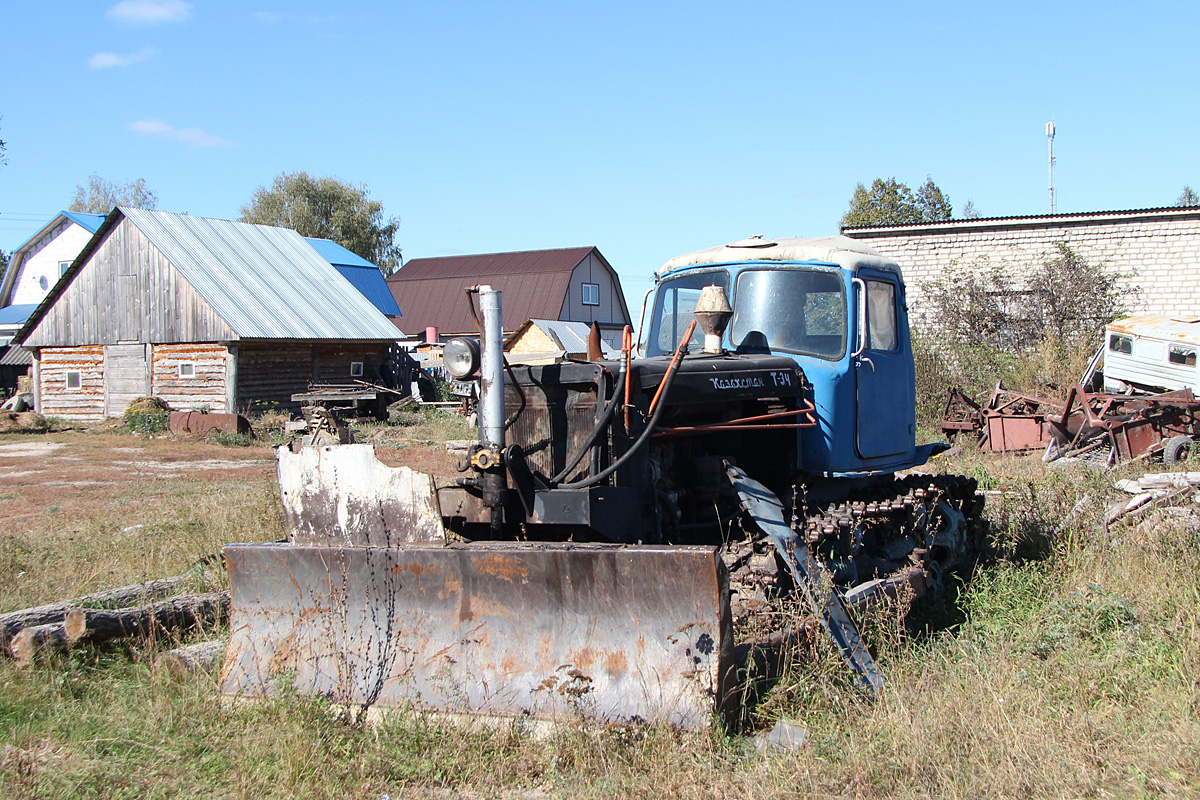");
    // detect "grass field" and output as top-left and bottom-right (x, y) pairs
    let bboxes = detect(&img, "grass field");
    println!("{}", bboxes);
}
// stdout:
(1, 410), (1197, 799)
